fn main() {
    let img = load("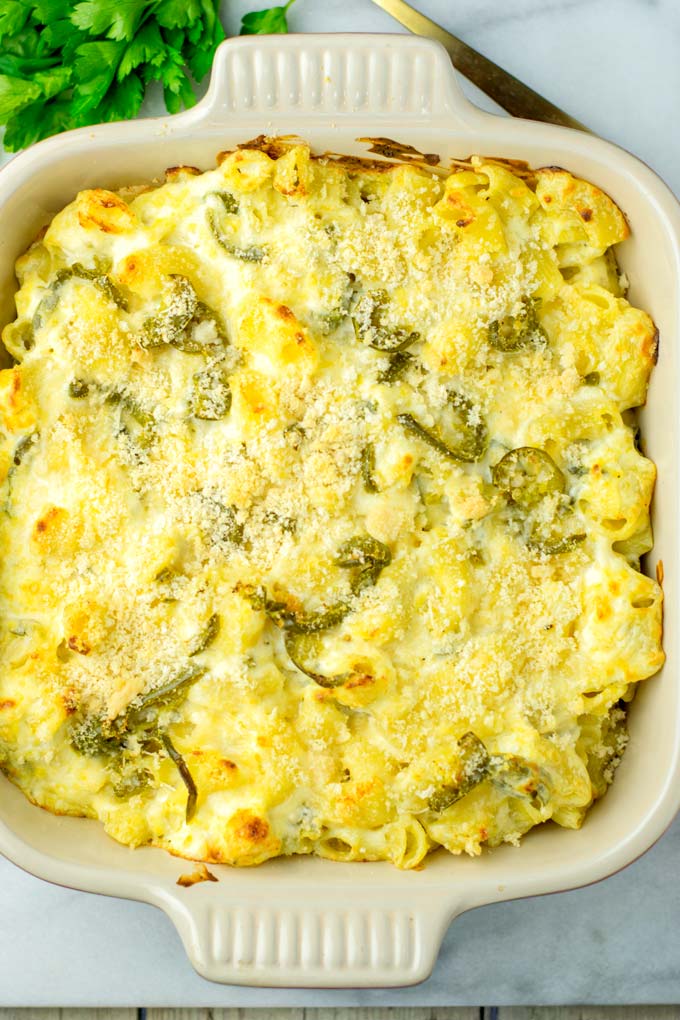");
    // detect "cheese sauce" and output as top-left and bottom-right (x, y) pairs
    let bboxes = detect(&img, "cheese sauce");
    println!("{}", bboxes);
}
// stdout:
(0, 141), (663, 867)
